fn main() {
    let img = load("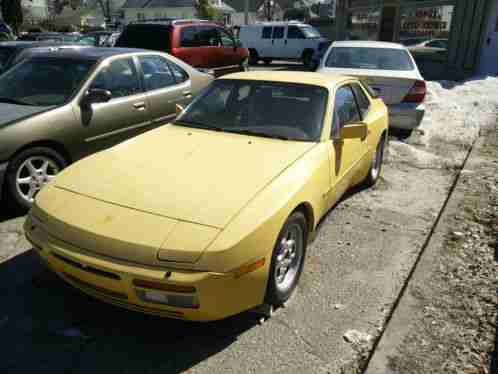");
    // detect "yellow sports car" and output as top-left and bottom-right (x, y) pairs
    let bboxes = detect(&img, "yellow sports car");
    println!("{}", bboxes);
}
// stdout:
(25, 72), (388, 321)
